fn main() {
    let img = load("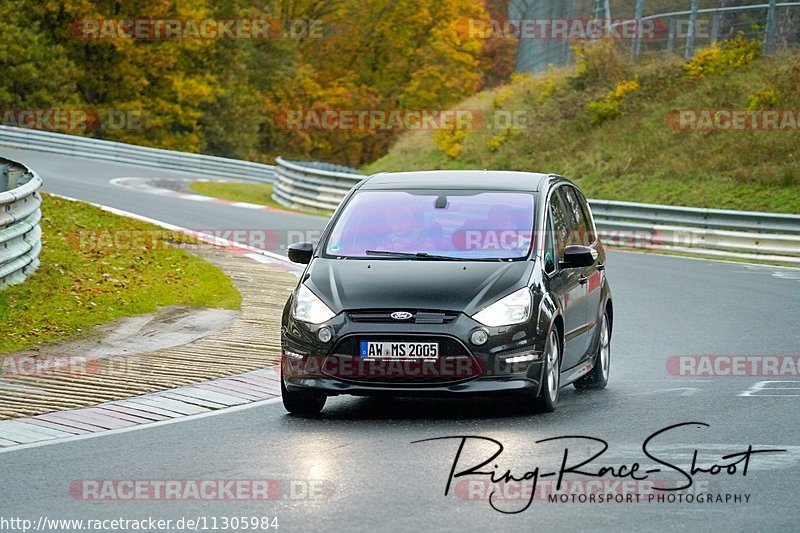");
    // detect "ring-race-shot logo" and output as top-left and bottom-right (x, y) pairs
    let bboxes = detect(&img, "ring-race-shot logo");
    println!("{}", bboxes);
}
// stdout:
(412, 428), (781, 514)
